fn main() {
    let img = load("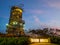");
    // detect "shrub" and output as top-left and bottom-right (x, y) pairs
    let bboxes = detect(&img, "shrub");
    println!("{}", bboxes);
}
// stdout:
(17, 37), (30, 45)
(0, 37), (30, 45)
(50, 36), (60, 44)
